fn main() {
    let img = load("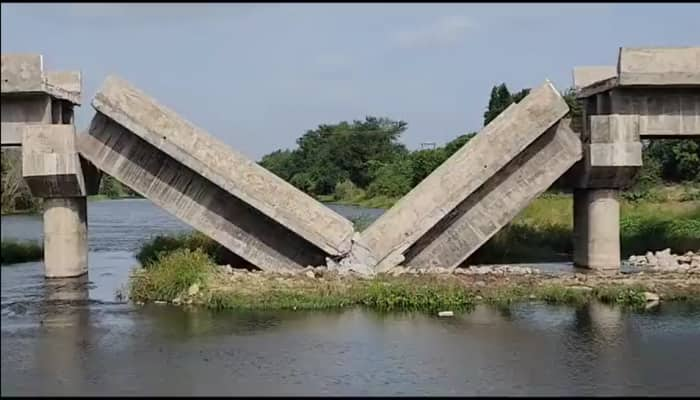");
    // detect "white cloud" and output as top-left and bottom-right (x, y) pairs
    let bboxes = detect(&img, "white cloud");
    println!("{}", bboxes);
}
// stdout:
(393, 15), (476, 49)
